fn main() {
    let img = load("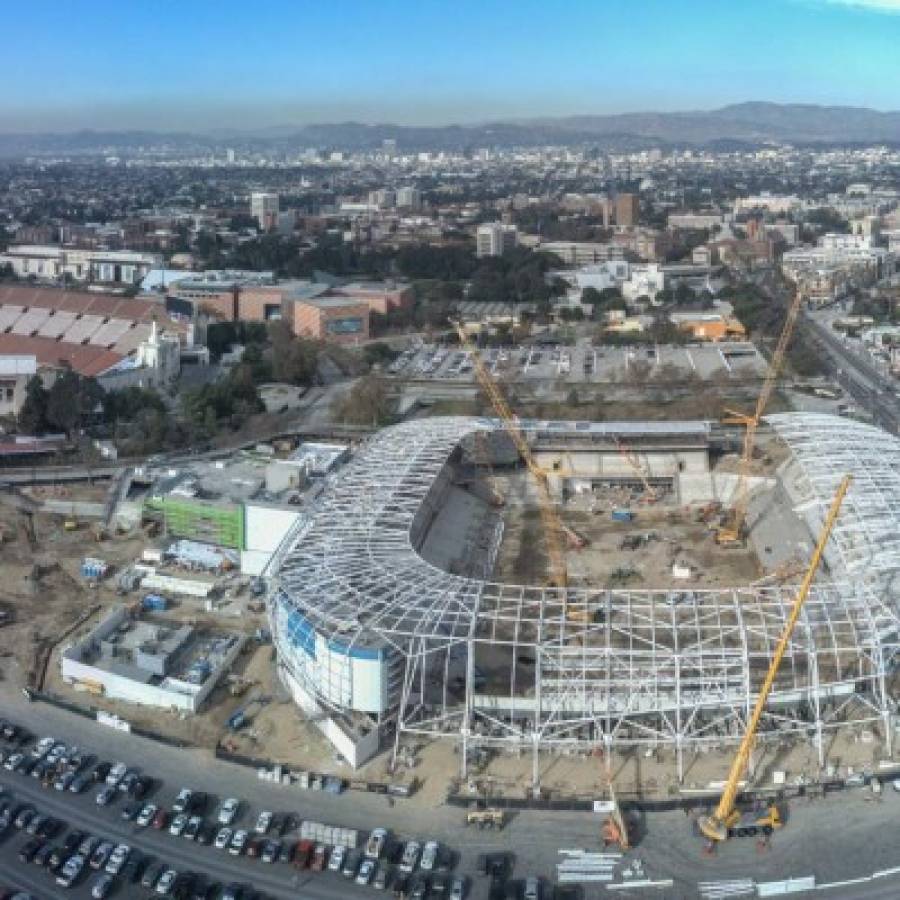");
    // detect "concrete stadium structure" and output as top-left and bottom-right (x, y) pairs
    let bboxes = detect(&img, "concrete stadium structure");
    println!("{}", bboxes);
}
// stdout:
(268, 414), (900, 776)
